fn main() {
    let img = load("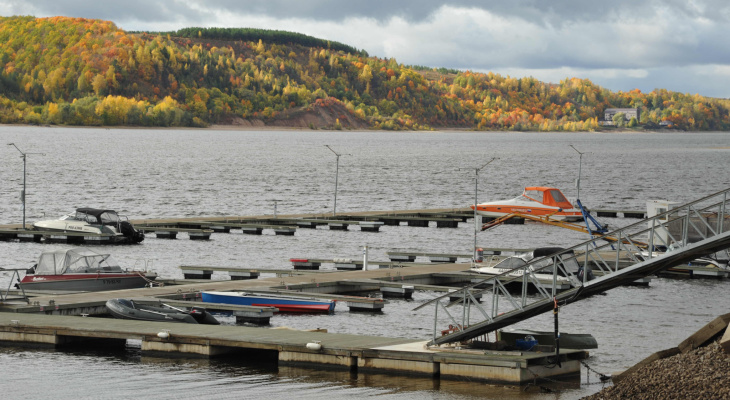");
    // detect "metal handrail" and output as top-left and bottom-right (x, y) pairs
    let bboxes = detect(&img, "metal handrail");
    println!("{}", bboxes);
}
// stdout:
(425, 187), (730, 346)
(0, 268), (29, 304)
